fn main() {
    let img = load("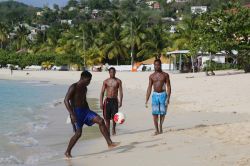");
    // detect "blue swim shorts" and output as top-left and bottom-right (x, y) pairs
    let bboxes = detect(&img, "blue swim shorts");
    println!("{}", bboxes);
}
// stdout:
(152, 91), (168, 115)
